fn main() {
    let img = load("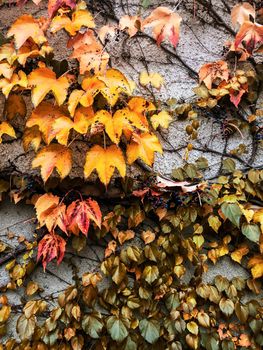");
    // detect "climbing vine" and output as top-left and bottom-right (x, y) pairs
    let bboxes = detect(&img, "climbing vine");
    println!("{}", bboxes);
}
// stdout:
(0, 0), (262, 349)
